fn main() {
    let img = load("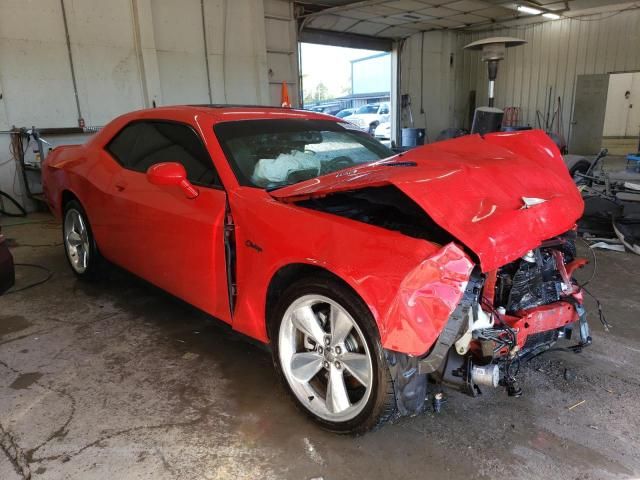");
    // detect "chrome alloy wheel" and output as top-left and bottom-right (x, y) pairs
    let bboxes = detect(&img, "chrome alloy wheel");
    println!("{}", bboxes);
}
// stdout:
(278, 294), (374, 422)
(64, 208), (90, 274)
